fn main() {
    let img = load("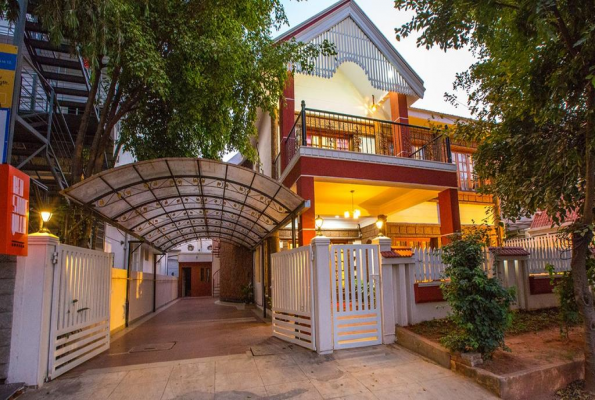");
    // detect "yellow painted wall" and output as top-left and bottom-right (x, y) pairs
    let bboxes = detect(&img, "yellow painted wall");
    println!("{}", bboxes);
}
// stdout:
(110, 268), (127, 333)
(387, 202), (439, 224)
(460, 203), (494, 225)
